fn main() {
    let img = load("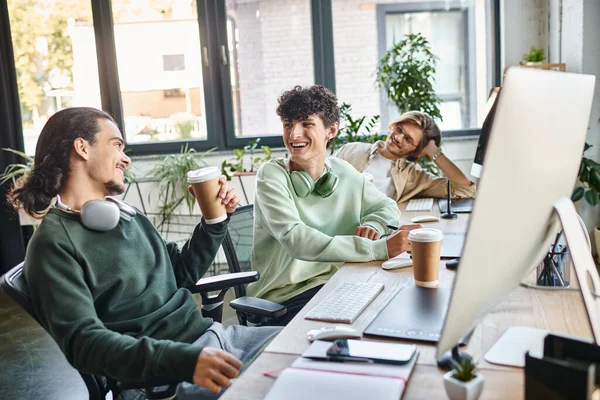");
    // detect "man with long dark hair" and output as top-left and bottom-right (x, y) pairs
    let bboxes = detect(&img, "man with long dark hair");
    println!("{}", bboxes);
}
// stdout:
(9, 107), (280, 399)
